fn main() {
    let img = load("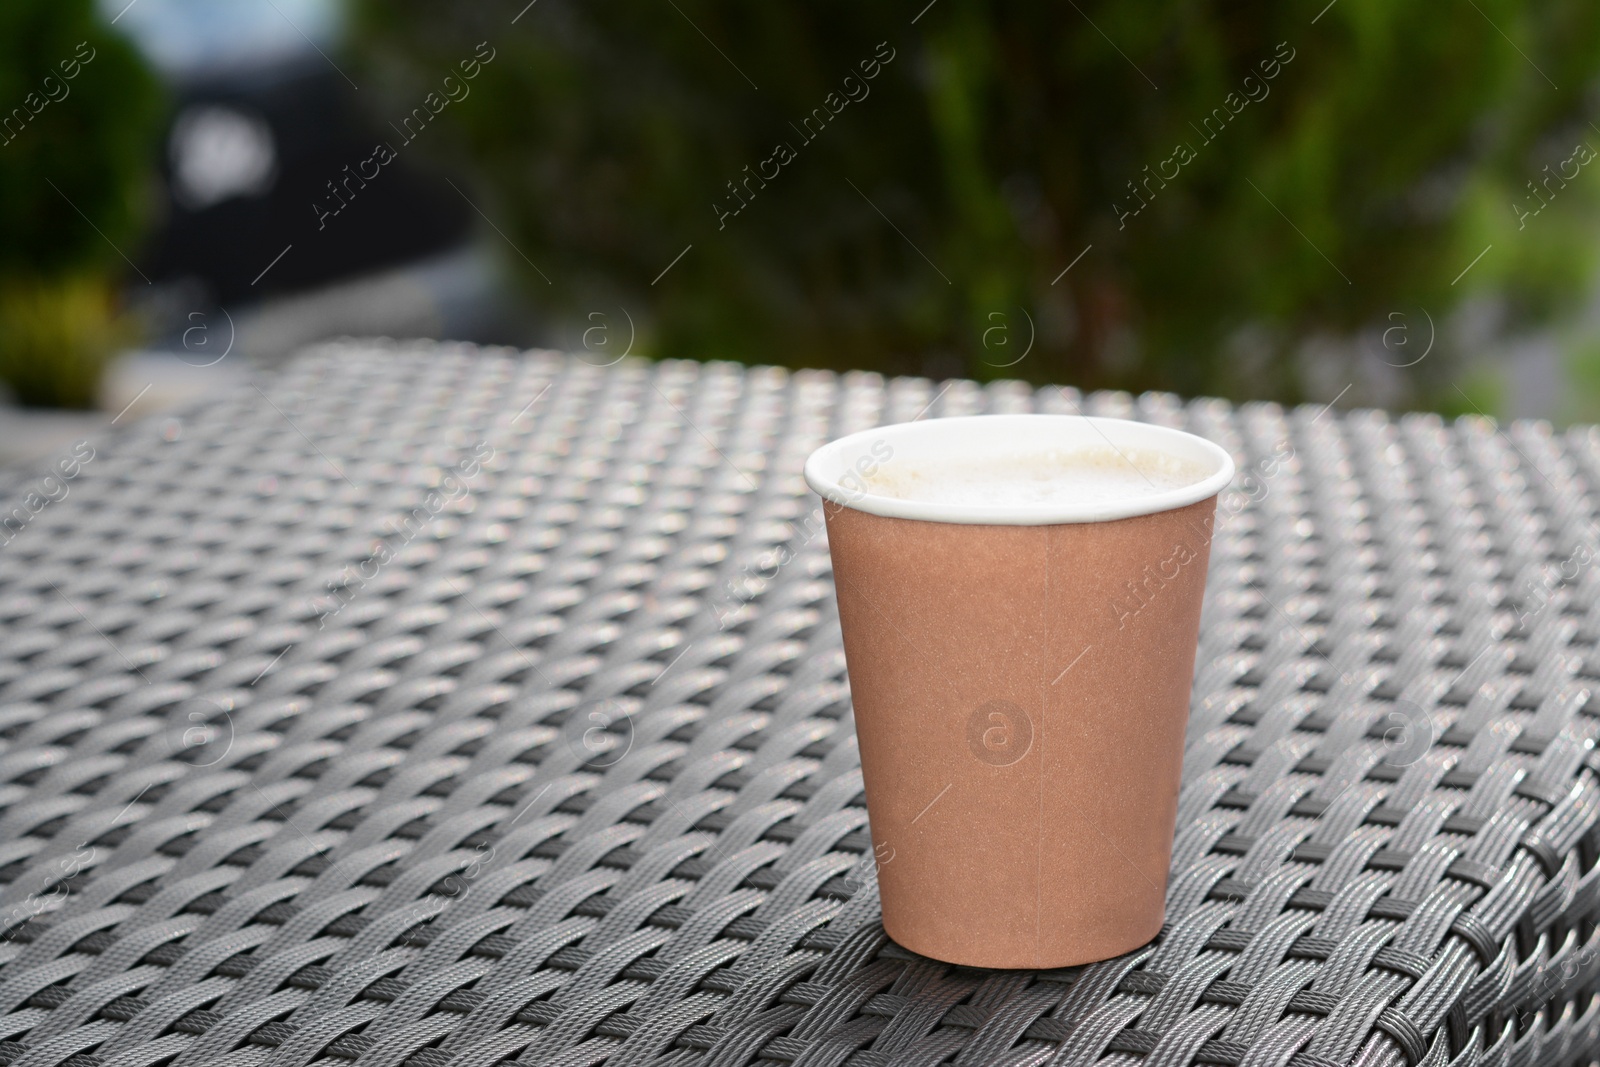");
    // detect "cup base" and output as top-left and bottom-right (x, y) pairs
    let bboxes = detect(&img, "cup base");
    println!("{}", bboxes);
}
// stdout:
(881, 900), (1165, 970)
